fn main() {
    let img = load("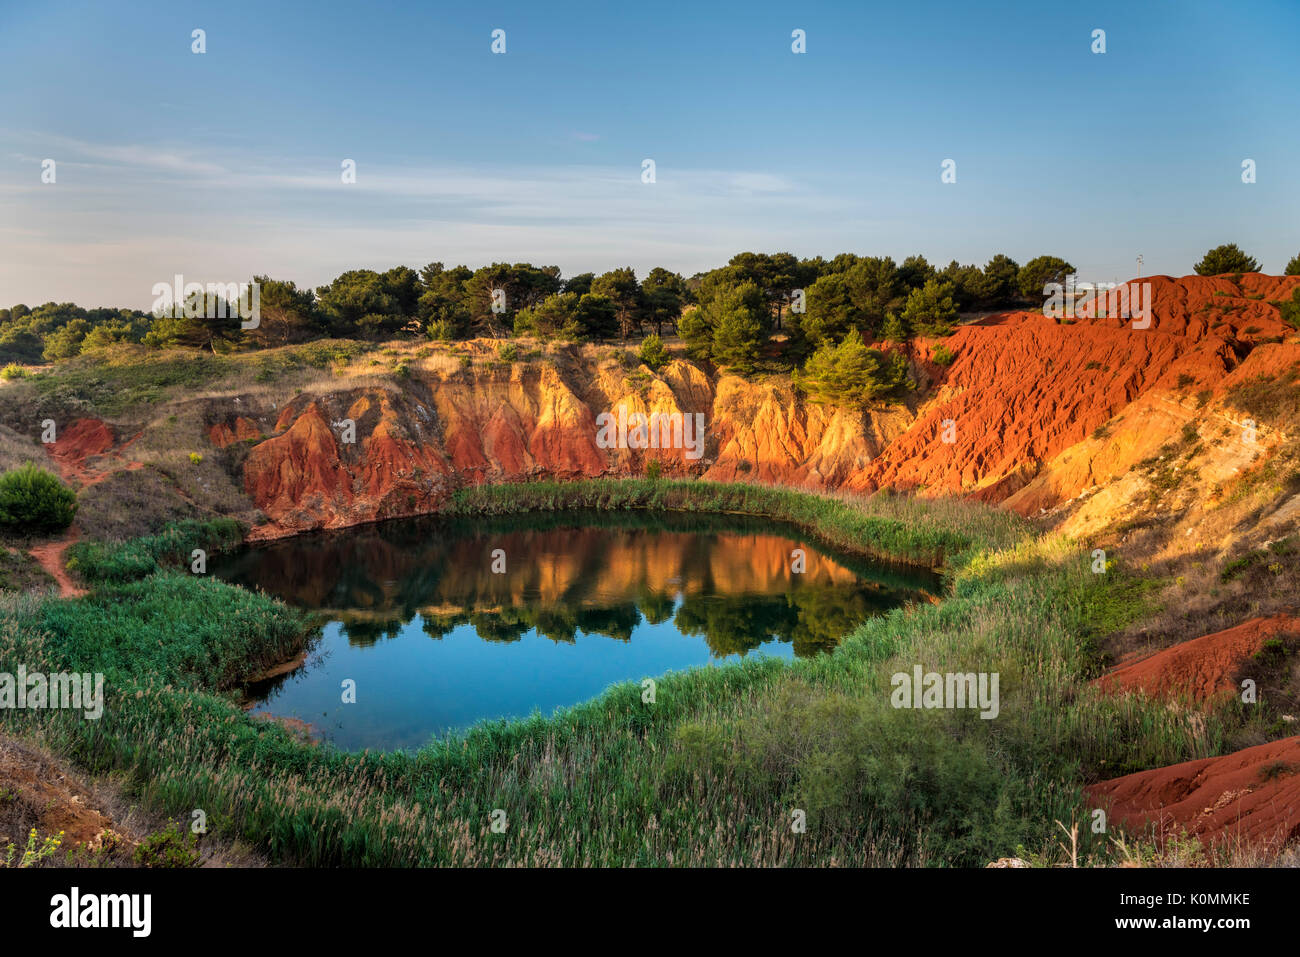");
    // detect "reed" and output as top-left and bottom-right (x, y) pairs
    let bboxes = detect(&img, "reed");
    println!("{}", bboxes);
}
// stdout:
(0, 480), (1251, 866)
